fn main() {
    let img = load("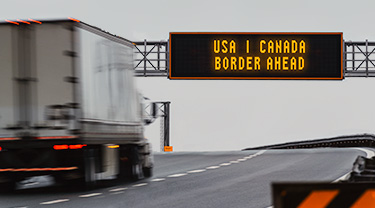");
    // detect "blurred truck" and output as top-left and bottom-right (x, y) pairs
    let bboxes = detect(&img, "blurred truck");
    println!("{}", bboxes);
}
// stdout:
(0, 18), (155, 189)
